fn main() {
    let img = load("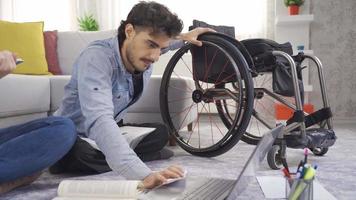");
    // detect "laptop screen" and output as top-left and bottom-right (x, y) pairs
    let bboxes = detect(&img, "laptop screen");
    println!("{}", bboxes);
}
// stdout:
(226, 125), (283, 200)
